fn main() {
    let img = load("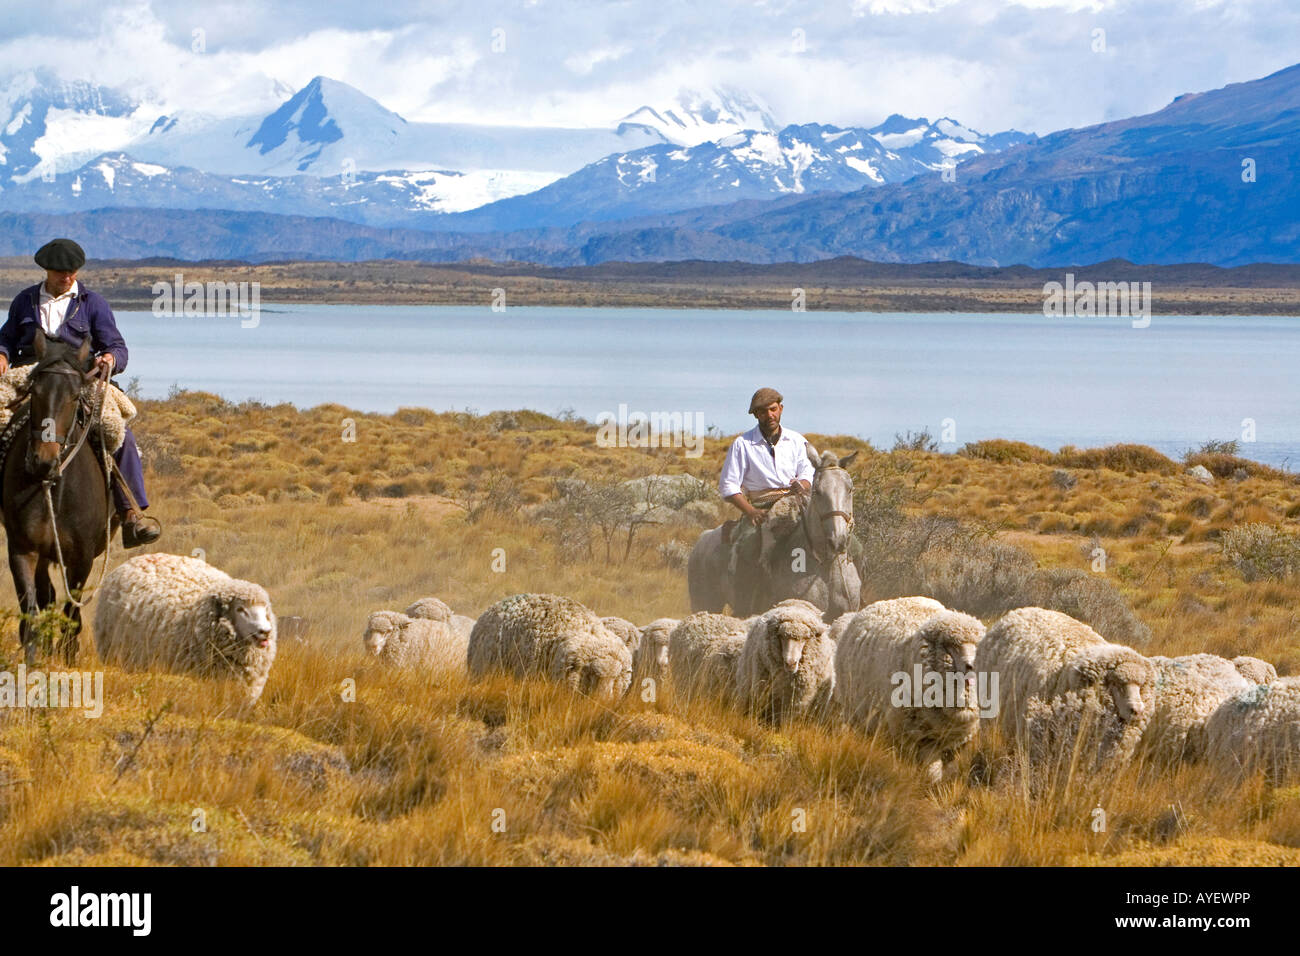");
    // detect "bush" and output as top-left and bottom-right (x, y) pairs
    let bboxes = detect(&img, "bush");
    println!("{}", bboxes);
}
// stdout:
(959, 439), (1054, 465)
(892, 428), (938, 453)
(1028, 568), (1151, 647)
(1183, 452), (1291, 482)
(1053, 444), (1176, 475)
(1221, 523), (1300, 582)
